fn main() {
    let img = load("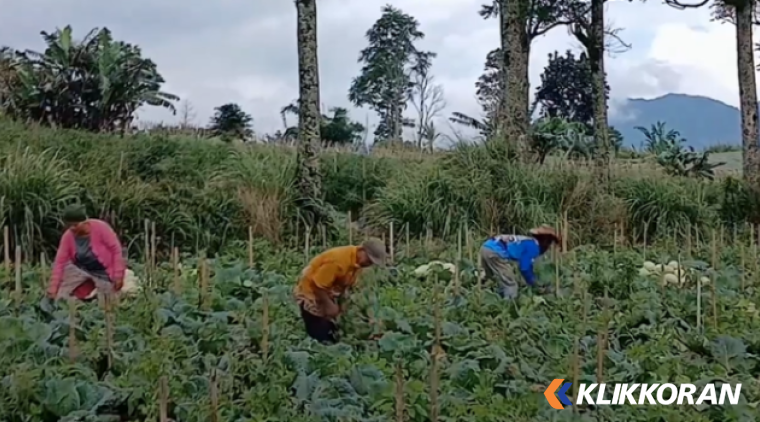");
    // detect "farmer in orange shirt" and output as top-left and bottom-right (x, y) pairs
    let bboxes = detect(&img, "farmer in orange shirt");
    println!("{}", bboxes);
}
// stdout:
(294, 238), (386, 343)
